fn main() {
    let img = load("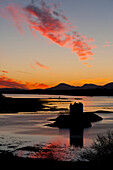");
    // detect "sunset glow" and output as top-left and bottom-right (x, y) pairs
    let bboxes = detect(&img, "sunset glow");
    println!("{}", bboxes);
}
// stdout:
(0, 0), (113, 89)
(0, 75), (49, 89)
